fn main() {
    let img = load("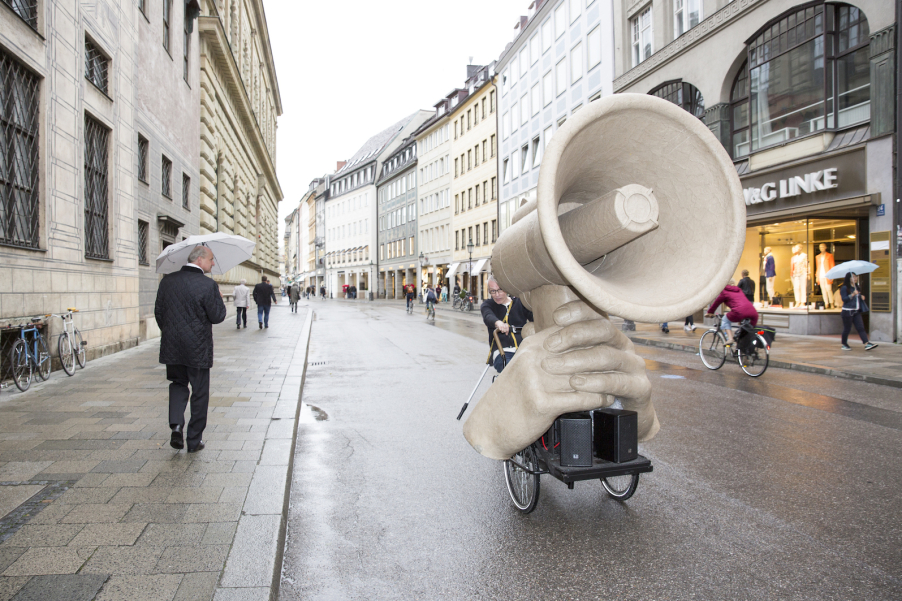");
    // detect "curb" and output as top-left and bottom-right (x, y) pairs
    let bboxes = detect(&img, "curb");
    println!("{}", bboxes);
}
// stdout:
(214, 309), (314, 601)
(627, 335), (902, 389)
